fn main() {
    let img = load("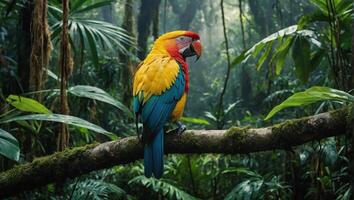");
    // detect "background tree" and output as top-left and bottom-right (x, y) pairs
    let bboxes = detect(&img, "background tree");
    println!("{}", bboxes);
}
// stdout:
(137, 0), (161, 60)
